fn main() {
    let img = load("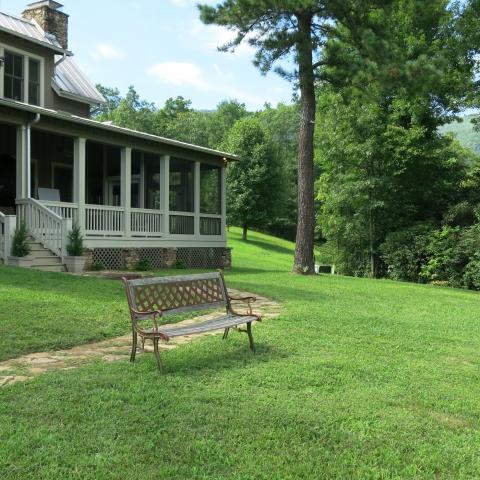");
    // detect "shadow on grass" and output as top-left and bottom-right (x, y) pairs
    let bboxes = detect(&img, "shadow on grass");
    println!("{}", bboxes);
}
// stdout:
(136, 340), (290, 377)
(236, 237), (294, 256)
